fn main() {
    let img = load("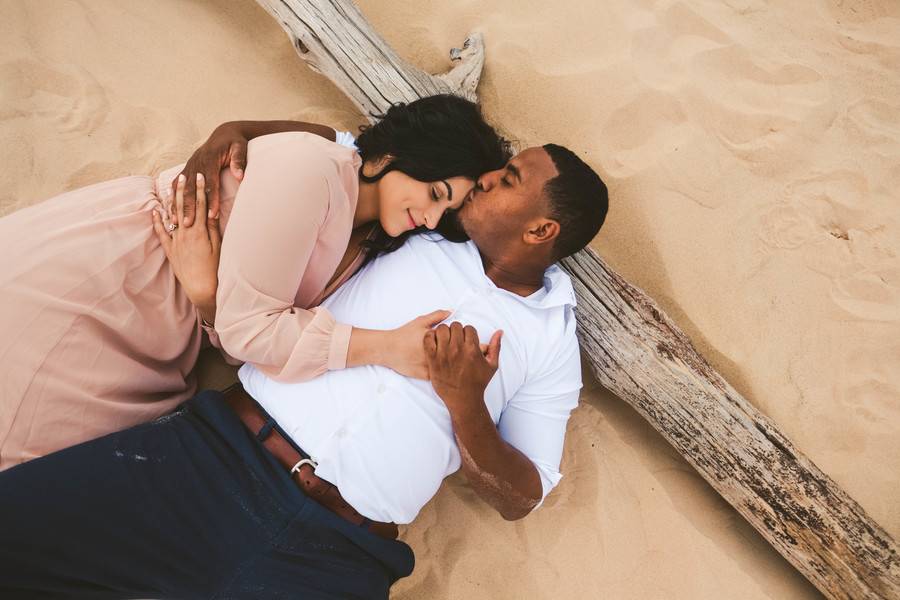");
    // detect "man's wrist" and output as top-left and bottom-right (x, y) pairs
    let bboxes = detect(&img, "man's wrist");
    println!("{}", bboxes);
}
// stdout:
(216, 120), (245, 138)
(226, 120), (337, 143)
(444, 389), (490, 429)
